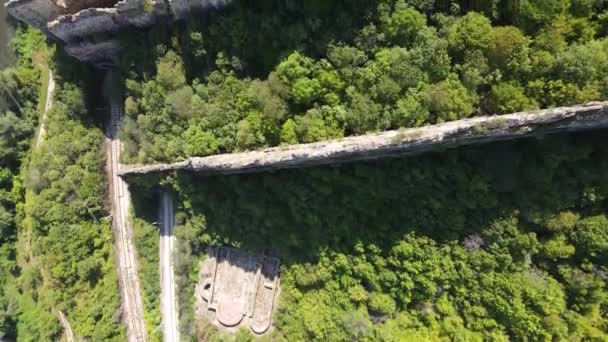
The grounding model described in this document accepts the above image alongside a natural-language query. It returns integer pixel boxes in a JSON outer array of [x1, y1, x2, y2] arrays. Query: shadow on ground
[[130, 130, 608, 265]]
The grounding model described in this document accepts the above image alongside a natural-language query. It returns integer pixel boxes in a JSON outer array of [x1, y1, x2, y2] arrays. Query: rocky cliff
[[5, 0, 232, 64], [118, 102, 608, 177]]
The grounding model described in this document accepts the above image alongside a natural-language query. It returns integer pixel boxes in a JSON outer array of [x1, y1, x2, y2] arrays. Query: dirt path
[[35, 69, 54, 148], [56, 310, 75, 342], [34, 70, 77, 341], [106, 95, 147, 342], [160, 191, 179, 342]]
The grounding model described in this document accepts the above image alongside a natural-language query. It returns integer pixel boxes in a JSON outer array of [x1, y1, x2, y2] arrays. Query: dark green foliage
[[133, 216, 162, 341], [118, 0, 608, 163], [157, 131, 608, 340]]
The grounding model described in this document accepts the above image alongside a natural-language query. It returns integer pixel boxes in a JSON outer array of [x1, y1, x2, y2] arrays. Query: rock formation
[[119, 101, 608, 177], [5, 0, 232, 65]]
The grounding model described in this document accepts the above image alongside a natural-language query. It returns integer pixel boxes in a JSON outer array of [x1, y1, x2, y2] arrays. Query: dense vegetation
[[131, 189, 162, 342], [0, 26, 40, 339], [153, 131, 608, 341], [119, 0, 608, 163], [0, 27, 124, 340]]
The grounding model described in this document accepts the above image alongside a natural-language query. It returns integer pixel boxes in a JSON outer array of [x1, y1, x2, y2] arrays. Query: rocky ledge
[[119, 101, 608, 177]]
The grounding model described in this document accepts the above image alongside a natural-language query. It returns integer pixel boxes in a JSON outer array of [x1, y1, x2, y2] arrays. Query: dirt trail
[[160, 191, 179, 342], [56, 310, 75, 342], [106, 96, 147, 342], [35, 70, 76, 341], [35, 69, 54, 148]]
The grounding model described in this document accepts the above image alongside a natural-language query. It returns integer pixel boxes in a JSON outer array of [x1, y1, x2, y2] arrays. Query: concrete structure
[[118, 101, 608, 177], [5, 0, 232, 65], [196, 247, 280, 335]]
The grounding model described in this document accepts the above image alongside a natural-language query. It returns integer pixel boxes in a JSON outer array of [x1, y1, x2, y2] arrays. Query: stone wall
[[119, 102, 608, 177]]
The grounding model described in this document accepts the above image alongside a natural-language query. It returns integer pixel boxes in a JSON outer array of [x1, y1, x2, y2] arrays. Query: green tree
[[488, 82, 537, 114], [156, 51, 186, 91], [235, 111, 266, 150], [488, 26, 532, 79], [446, 12, 493, 61], [381, 3, 427, 46], [182, 120, 220, 157], [280, 119, 298, 144], [425, 75, 477, 122]]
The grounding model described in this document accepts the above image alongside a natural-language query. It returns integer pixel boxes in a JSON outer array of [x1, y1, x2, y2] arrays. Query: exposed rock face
[[6, 0, 61, 30], [64, 39, 120, 66], [119, 102, 608, 177], [47, 0, 165, 43], [54, 0, 119, 13], [5, 0, 233, 64]]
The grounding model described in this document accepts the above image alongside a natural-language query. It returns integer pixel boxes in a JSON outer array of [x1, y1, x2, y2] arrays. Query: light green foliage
[[488, 26, 532, 78], [295, 106, 344, 142], [280, 118, 298, 144], [0, 27, 41, 340], [381, 2, 427, 46], [572, 215, 608, 258], [156, 51, 186, 91], [182, 121, 220, 157], [425, 74, 477, 122], [19, 79, 124, 340], [488, 82, 537, 114], [446, 12, 493, 60], [541, 234, 576, 259], [544, 211, 580, 232], [368, 293, 396, 316], [236, 111, 266, 150], [392, 88, 429, 128], [166, 86, 194, 118]]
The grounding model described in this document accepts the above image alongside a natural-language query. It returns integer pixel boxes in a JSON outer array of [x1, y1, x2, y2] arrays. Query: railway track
[[107, 96, 148, 342]]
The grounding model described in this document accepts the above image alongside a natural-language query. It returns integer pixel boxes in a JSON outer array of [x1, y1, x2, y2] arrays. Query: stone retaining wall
[[118, 101, 608, 177]]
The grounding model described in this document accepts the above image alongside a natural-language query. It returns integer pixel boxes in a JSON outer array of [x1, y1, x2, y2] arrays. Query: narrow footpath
[[56, 310, 75, 342], [160, 191, 179, 342], [35, 69, 54, 148], [106, 96, 148, 342], [35, 69, 76, 342]]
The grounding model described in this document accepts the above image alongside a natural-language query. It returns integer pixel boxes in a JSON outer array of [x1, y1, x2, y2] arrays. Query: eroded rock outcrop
[[119, 101, 608, 177], [5, 0, 233, 64]]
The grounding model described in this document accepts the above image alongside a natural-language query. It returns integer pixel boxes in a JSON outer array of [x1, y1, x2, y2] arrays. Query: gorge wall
[[118, 101, 608, 177], [5, 0, 232, 65]]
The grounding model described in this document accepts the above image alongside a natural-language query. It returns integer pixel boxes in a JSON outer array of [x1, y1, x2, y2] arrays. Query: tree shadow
[[115, 0, 378, 83], [179, 0, 378, 78], [163, 130, 608, 266]]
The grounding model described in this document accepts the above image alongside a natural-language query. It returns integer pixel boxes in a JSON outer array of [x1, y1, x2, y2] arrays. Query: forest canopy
[[0, 27, 123, 340], [154, 131, 608, 341], [118, 0, 608, 163]]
